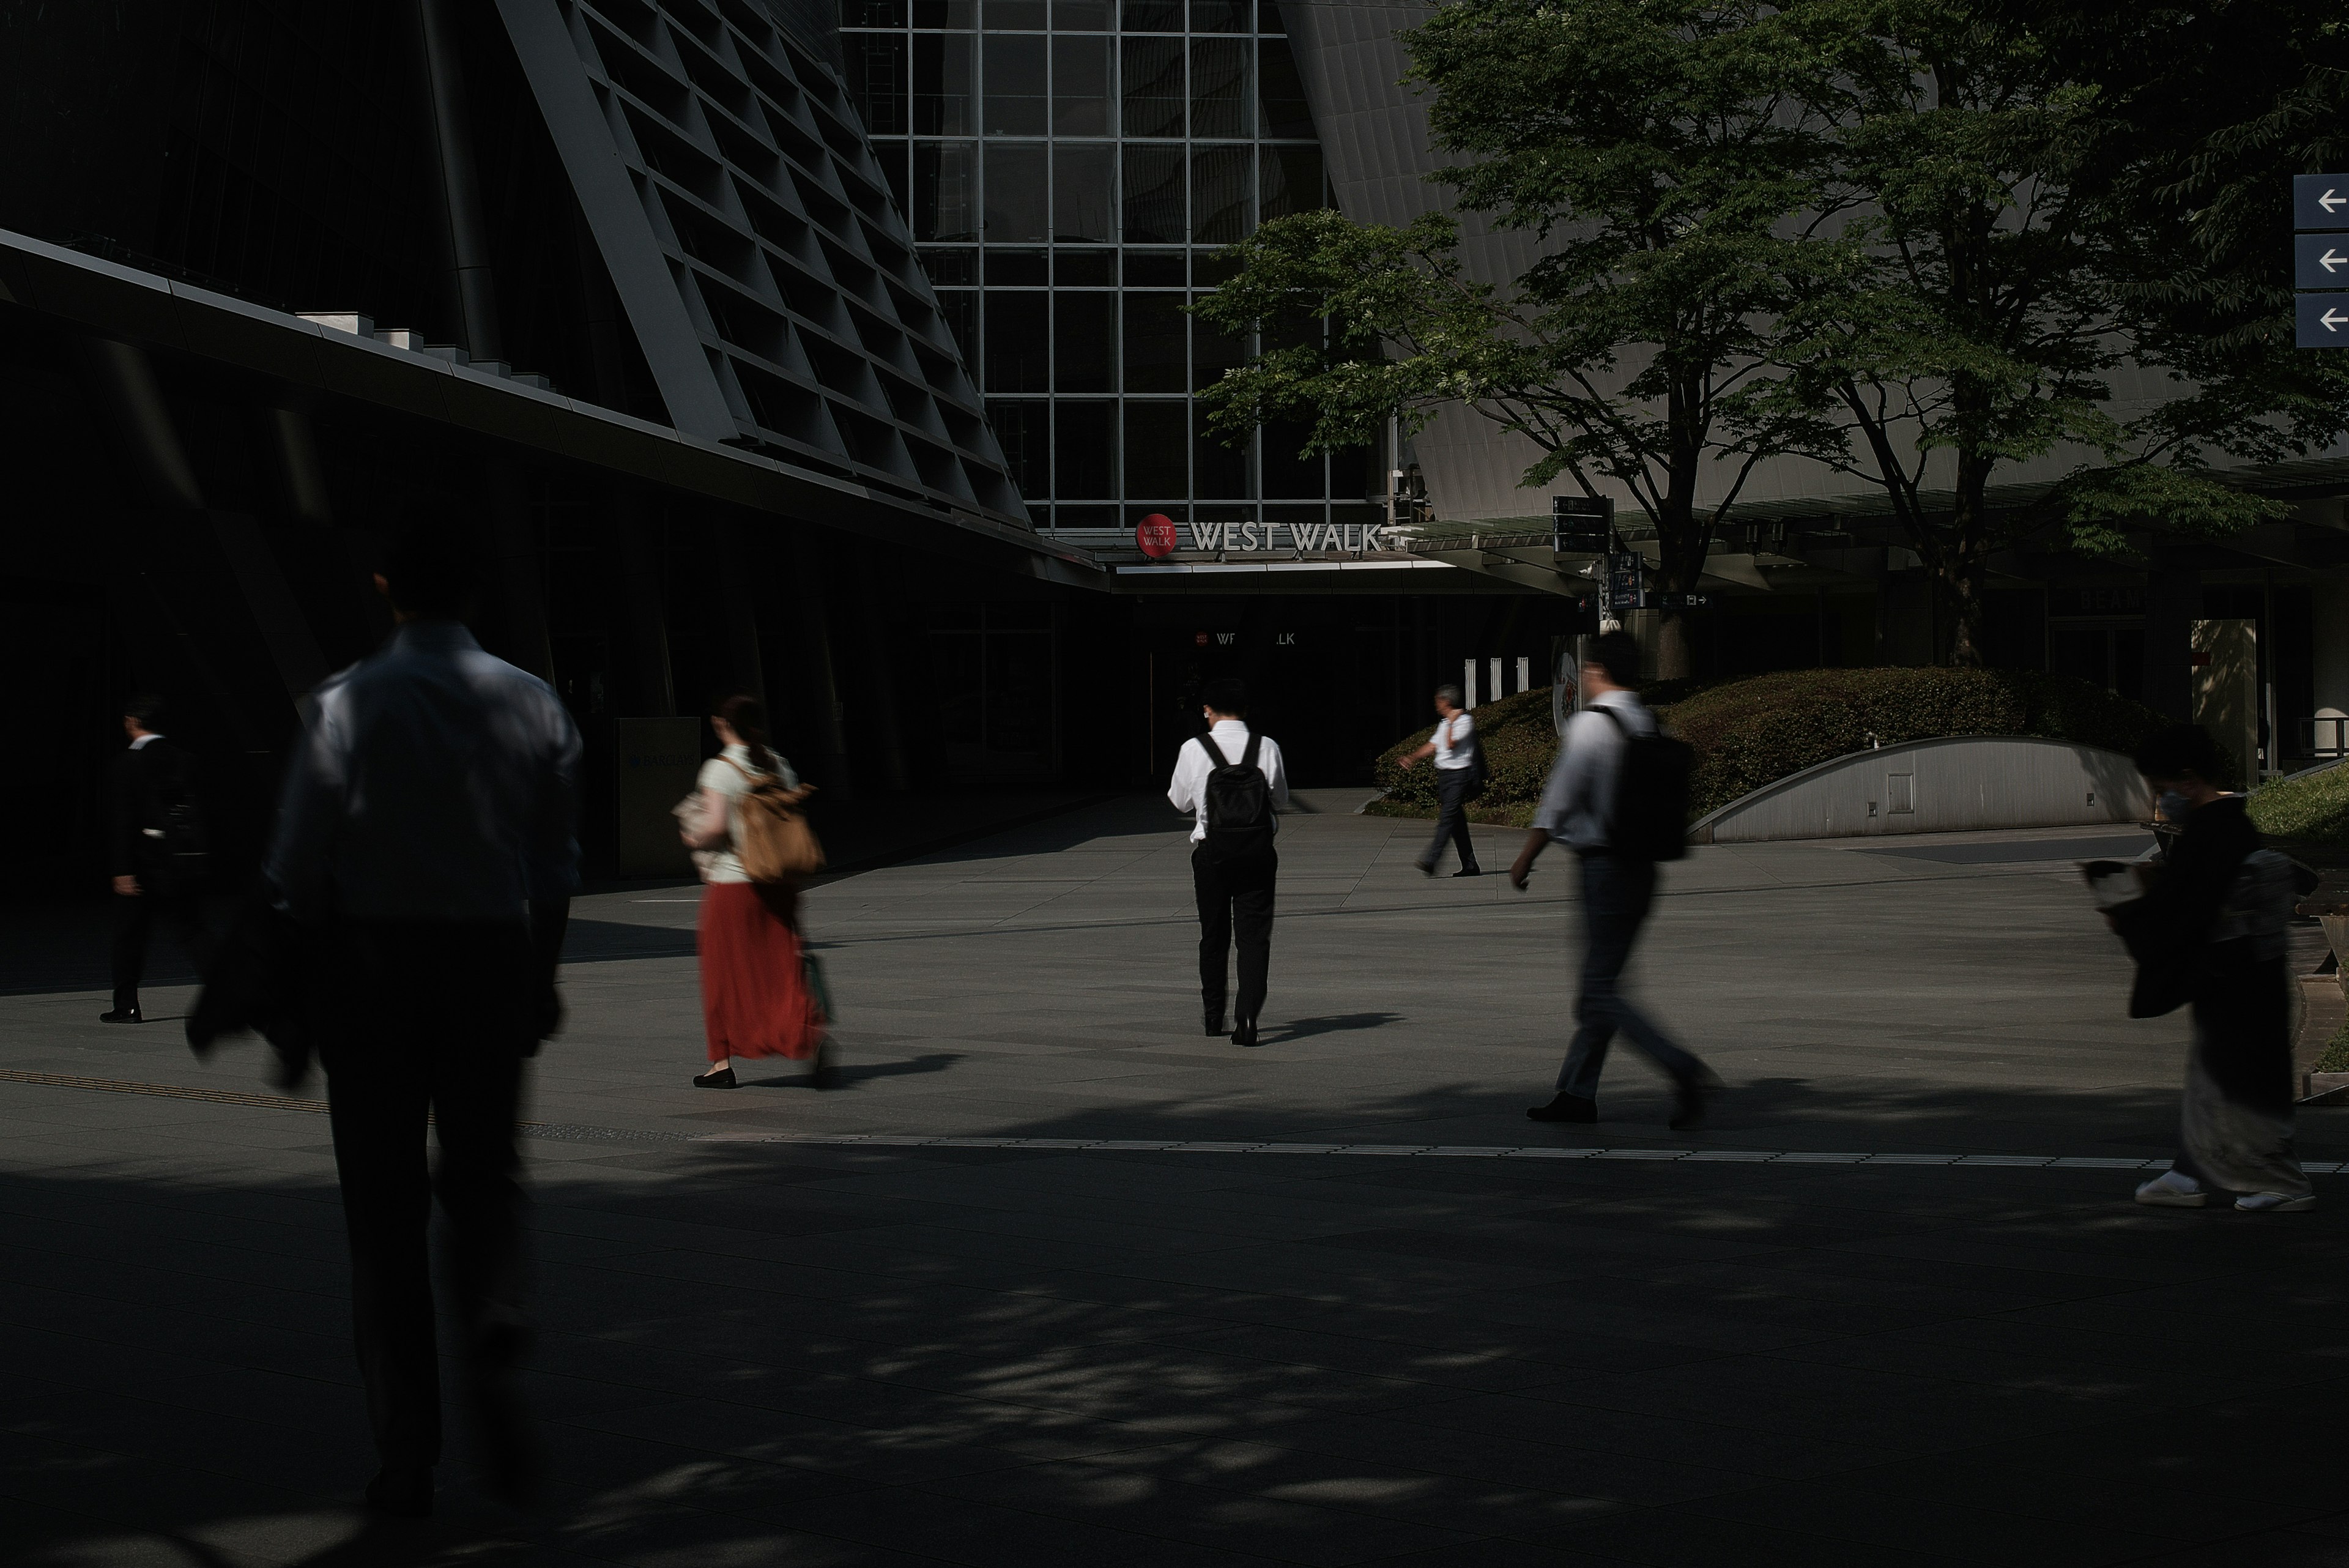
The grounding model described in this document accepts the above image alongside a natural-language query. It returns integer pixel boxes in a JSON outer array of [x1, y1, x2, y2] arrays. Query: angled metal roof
[[495, 0, 1030, 526]]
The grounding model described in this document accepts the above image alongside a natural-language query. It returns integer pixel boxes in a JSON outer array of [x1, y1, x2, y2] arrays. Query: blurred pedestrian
[[105, 693, 211, 1022], [1510, 630, 1714, 1129], [2113, 724, 2311, 1213], [1170, 677, 1288, 1046], [1401, 684, 1484, 877], [266, 522, 581, 1515], [681, 693, 830, 1088]]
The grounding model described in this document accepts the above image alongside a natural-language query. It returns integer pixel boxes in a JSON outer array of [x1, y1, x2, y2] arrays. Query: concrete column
[[417, 0, 503, 361], [855, 549, 910, 793], [611, 499, 676, 716], [713, 516, 768, 708], [2312, 577, 2349, 757], [789, 533, 853, 799], [486, 467, 556, 682], [2140, 551, 2199, 723]]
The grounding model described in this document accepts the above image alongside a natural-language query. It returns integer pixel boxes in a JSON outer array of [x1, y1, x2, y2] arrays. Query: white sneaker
[[2234, 1191, 2315, 1213], [2134, 1171, 2208, 1208]]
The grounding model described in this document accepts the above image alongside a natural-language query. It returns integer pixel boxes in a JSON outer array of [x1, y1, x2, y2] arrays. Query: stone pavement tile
[[1543, 1506, 1987, 1567], [1163, 1321, 1584, 1395], [1856, 1313, 2343, 1383], [1828, 1456, 2342, 1547], [0, 1430, 348, 1562], [1452, 1288, 1838, 1358], [1011, 1435, 1631, 1544], [2066, 1529, 2349, 1568], [1386, 1393, 1887, 1481], [1242, 1413, 1766, 1507], [909, 1458, 1487, 1565], [1675, 1477, 2174, 1564], [730, 1482, 1284, 1566], [559, 1491, 951, 1568]]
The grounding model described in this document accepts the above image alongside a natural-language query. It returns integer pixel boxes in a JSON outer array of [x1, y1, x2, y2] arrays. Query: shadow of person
[[1262, 1013, 1405, 1044], [743, 1050, 963, 1089]]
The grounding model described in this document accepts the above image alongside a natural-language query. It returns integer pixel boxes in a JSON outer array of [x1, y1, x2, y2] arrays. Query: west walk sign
[[1185, 518, 1393, 554], [2293, 174, 2349, 349]]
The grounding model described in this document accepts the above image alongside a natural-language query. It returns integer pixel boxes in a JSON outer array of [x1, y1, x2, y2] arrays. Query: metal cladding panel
[[1690, 736, 2150, 845], [495, 0, 1028, 526]]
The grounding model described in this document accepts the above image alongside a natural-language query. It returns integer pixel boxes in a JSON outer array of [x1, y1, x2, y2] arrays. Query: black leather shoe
[[1526, 1092, 1597, 1123], [692, 1066, 737, 1088], [811, 1044, 841, 1090], [1414, 860, 1436, 877], [1231, 1019, 1259, 1047], [1204, 1008, 1228, 1036], [1453, 866, 1483, 877], [99, 1008, 142, 1024], [1669, 1071, 1720, 1131], [365, 1465, 434, 1518]]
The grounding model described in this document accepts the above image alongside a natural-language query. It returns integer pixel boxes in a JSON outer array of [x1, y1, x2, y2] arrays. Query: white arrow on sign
[[2325, 188, 2348, 213], [2325, 308, 2349, 333], [2326, 250, 2349, 273]]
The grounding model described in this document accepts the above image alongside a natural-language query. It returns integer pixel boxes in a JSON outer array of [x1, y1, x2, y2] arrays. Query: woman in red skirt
[[685, 695, 829, 1088]]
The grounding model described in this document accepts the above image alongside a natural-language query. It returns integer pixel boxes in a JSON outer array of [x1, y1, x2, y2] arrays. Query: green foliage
[[2317, 1019, 2349, 1077], [1664, 666, 2170, 816], [2248, 763, 2349, 848], [1368, 667, 2169, 822], [2050, 464, 2292, 558]]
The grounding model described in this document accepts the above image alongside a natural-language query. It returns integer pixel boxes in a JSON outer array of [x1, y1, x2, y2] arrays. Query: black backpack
[[1200, 730, 1275, 861], [1597, 706, 1691, 862]]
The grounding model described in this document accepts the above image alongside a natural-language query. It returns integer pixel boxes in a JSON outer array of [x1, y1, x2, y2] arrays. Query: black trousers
[[1192, 843, 1277, 1024], [321, 921, 536, 1472], [1422, 771, 1481, 871], [111, 883, 210, 1011]]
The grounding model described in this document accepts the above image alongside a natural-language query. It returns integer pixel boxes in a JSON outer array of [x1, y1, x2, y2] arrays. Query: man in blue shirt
[[268, 524, 580, 1517], [1509, 631, 1714, 1129]]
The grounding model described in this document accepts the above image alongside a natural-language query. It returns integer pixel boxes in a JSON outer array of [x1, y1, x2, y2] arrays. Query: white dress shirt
[[1168, 720, 1290, 844], [267, 621, 582, 923], [1531, 689, 1650, 851], [1433, 712, 1475, 770], [694, 743, 800, 885], [130, 732, 163, 751]]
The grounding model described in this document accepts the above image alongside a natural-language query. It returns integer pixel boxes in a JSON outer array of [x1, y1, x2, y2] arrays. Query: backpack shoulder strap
[[1240, 730, 1263, 771], [1199, 732, 1235, 768]]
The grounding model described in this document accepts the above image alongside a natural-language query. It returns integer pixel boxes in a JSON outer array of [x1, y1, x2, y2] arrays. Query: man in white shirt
[[1399, 683, 1482, 877], [1168, 677, 1289, 1046], [1508, 631, 1713, 1129]]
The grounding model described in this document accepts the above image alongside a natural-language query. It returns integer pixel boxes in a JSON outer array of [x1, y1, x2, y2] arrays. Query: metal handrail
[[2301, 715, 2349, 759]]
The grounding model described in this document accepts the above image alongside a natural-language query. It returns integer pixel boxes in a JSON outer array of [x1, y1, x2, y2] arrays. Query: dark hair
[[1586, 630, 1642, 689], [713, 693, 782, 771], [2133, 723, 2225, 784], [1200, 677, 1248, 717], [123, 692, 165, 727], [379, 522, 481, 619]]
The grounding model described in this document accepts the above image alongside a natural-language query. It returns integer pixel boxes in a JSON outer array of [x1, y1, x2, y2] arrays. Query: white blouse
[[694, 742, 799, 885]]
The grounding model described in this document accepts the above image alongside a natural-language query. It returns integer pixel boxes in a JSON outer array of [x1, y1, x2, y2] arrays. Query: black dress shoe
[[811, 1044, 841, 1090], [99, 1008, 143, 1024], [1414, 860, 1436, 877], [1526, 1091, 1597, 1123], [365, 1465, 434, 1518], [1231, 1019, 1259, 1047], [1204, 1008, 1228, 1036], [1453, 866, 1483, 877], [1669, 1071, 1720, 1131], [692, 1066, 737, 1088]]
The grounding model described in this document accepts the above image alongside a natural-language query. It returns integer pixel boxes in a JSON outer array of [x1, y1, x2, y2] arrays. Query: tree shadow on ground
[[13, 1074, 2349, 1568], [741, 1051, 963, 1090]]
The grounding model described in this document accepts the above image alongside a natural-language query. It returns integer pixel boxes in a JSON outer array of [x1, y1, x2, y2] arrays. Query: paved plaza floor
[[6, 797, 2349, 1566]]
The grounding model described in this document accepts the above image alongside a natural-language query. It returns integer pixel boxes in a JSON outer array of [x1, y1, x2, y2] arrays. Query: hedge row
[[2247, 762, 2349, 847], [1370, 667, 2175, 822]]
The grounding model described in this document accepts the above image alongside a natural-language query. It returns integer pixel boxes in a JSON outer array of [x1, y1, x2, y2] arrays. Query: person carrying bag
[[676, 694, 831, 1089]]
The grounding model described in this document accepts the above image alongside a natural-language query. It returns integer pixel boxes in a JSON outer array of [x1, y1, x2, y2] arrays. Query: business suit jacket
[[112, 738, 196, 886]]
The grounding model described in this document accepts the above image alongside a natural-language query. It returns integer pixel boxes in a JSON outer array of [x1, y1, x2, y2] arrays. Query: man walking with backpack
[[1508, 631, 1715, 1129], [1169, 678, 1288, 1047]]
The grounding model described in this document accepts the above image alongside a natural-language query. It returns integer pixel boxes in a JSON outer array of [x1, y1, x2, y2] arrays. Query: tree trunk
[[1940, 455, 1993, 668], [1655, 610, 1694, 682]]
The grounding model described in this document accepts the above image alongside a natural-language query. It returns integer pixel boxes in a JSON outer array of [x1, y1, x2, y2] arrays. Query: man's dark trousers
[[1555, 851, 1705, 1098], [111, 880, 209, 1013], [1422, 771, 1480, 871], [1192, 844, 1276, 1025], [321, 920, 537, 1476]]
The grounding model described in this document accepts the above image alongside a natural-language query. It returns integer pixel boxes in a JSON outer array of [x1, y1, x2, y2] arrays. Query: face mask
[[2156, 790, 2192, 823]]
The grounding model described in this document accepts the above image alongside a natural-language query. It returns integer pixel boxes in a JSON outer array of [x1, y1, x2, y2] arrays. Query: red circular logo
[[1194, 631, 1210, 647], [1136, 512, 1178, 558]]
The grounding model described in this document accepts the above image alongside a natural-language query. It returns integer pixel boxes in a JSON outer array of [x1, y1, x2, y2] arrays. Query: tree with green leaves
[[1192, 0, 1854, 680], [1774, 0, 2349, 664]]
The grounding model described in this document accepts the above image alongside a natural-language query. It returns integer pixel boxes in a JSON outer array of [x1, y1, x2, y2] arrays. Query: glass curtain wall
[[842, 0, 1368, 533]]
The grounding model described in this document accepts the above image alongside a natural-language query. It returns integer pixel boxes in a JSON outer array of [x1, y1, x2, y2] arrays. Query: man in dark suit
[[267, 524, 580, 1516], [106, 694, 210, 1023]]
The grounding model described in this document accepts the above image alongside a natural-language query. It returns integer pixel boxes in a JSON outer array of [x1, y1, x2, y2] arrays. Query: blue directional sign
[[2299, 234, 2349, 289], [2295, 174, 2349, 231], [2296, 294, 2349, 349]]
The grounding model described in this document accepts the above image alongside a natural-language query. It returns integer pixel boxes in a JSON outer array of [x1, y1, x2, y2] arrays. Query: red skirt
[[698, 881, 826, 1062]]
